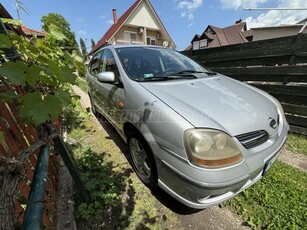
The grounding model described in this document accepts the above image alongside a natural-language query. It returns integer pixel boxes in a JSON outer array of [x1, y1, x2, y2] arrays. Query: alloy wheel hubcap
[[129, 138, 151, 180]]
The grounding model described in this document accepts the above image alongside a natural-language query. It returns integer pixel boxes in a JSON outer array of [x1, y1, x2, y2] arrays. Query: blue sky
[[2, 0, 306, 51]]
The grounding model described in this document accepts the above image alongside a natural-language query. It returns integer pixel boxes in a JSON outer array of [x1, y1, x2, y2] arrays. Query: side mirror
[[97, 72, 116, 83]]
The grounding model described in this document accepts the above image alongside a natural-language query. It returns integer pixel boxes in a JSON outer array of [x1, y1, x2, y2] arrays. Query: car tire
[[127, 131, 158, 187], [89, 94, 98, 116]]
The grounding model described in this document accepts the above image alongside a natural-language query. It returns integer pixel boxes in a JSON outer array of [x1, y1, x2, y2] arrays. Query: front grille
[[236, 130, 269, 149]]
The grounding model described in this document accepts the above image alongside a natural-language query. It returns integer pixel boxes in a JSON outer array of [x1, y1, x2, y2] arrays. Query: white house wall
[[252, 26, 306, 41], [125, 1, 160, 30]]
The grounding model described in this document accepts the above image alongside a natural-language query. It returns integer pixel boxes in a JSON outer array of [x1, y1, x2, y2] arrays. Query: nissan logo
[[269, 117, 277, 129]]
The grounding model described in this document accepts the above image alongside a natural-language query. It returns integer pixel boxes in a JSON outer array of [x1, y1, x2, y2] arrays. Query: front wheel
[[127, 131, 158, 187], [89, 93, 98, 116]]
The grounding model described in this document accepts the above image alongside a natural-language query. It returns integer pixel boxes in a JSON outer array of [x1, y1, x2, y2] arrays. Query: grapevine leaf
[[44, 94, 62, 118], [1, 18, 23, 25], [61, 66, 76, 84], [48, 60, 62, 79], [39, 72, 57, 86], [48, 24, 67, 41], [0, 90, 18, 102], [23, 41, 40, 56], [0, 34, 13, 48], [25, 64, 43, 86], [20, 92, 62, 125], [20, 93, 47, 125], [56, 89, 71, 106], [74, 61, 86, 77], [0, 61, 27, 86], [0, 130, 4, 142]]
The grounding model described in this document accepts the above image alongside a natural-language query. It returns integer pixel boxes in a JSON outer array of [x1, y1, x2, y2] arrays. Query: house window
[[206, 28, 214, 34], [124, 31, 137, 42], [199, 39, 207, 49], [193, 41, 200, 50], [147, 37, 156, 45]]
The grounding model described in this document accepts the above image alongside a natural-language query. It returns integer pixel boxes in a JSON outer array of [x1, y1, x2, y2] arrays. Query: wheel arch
[[123, 122, 157, 144]]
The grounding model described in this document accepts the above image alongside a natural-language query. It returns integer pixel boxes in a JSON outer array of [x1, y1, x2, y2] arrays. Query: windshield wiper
[[171, 70, 217, 76], [135, 75, 197, 82]]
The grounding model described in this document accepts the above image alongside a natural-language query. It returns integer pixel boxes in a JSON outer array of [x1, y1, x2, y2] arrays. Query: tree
[[80, 38, 87, 61], [91, 39, 95, 49], [41, 13, 78, 51]]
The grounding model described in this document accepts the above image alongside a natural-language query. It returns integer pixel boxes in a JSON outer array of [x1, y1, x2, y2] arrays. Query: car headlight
[[184, 129, 243, 168]]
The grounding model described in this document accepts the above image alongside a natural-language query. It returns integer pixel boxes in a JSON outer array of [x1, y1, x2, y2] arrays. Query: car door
[[87, 50, 103, 109], [96, 49, 125, 128]]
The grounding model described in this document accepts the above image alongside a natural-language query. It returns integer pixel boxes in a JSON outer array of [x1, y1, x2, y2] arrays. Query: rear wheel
[[127, 131, 158, 187]]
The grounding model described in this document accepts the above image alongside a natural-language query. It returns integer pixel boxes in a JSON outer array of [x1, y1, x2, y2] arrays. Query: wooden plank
[[283, 103, 307, 117], [195, 47, 303, 63], [42, 210, 53, 228], [18, 181, 30, 200], [212, 65, 307, 76], [8, 103, 36, 145], [0, 144, 8, 156], [270, 94, 307, 106], [286, 114, 307, 127], [0, 104, 29, 150], [191, 34, 299, 55], [0, 118, 20, 156], [204, 55, 293, 68], [189, 34, 307, 61], [290, 125, 307, 135], [229, 74, 307, 83], [250, 84, 307, 97], [194, 44, 307, 63]]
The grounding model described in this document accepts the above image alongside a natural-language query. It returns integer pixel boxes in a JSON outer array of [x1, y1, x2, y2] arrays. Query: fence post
[[22, 145, 49, 230], [53, 135, 90, 203]]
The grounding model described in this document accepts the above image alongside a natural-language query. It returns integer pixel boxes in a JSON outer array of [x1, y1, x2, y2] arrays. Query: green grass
[[223, 161, 307, 229], [286, 133, 307, 156], [68, 103, 181, 230]]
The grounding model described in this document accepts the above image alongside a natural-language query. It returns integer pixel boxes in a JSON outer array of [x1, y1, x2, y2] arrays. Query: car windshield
[[116, 47, 212, 82]]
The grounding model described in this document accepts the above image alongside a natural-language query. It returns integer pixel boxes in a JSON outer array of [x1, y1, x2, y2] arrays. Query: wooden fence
[[0, 84, 59, 229], [183, 33, 307, 135]]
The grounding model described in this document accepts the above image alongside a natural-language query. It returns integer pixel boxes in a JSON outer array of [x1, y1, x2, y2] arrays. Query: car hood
[[140, 76, 278, 136]]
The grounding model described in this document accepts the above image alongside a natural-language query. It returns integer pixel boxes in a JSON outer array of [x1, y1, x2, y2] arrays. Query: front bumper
[[150, 123, 288, 209]]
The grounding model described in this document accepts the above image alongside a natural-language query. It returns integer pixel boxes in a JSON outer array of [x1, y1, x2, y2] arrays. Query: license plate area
[[262, 150, 281, 176]]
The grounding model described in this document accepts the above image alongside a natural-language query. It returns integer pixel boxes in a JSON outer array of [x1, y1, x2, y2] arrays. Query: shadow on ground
[[68, 143, 136, 229], [96, 116, 202, 216]]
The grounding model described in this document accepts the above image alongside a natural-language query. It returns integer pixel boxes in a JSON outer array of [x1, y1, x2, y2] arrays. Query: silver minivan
[[86, 45, 288, 209]]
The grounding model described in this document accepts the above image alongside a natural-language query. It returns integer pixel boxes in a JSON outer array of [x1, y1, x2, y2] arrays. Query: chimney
[[235, 19, 242, 24], [112, 9, 117, 24]]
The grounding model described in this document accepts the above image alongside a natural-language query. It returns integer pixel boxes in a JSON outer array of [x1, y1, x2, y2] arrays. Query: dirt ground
[[64, 85, 306, 230]]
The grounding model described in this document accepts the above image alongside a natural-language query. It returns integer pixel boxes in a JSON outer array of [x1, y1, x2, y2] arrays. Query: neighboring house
[[21, 25, 45, 40], [251, 19, 307, 41], [186, 20, 253, 51], [90, 0, 176, 55]]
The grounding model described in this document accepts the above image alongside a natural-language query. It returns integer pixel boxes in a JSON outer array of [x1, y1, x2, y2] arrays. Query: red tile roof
[[90, 0, 142, 54], [21, 25, 45, 37]]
